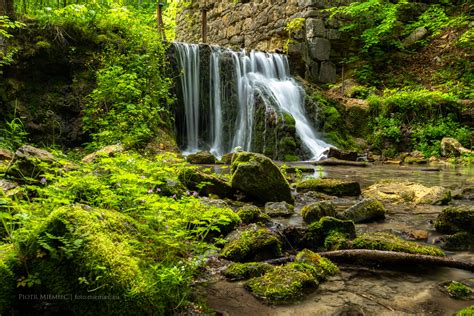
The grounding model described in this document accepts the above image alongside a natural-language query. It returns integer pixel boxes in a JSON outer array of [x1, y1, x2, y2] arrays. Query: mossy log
[[264, 250, 474, 272]]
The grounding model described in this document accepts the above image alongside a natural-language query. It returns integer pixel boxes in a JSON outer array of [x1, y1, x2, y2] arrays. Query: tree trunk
[[0, 0, 15, 19]]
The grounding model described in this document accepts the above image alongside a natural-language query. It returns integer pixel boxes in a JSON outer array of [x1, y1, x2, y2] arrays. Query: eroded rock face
[[440, 137, 474, 157], [338, 198, 386, 223], [230, 152, 293, 204], [364, 181, 451, 205]]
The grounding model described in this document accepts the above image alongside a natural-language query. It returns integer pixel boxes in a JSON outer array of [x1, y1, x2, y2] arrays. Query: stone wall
[[175, 0, 356, 83]]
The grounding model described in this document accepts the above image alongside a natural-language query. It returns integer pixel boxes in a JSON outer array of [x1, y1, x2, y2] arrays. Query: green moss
[[456, 306, 474, 316], [444, 232, 474, 251], [338, 198, 386, 223], [244, 265, 317, 303], [435, 206, 474, 234], [295, 179, 361, 197], [35, 40, 52, 50], [303, 217, 356, 250], [236, 205, 270, 224], [223, 262, 274, 281], [447, 281, 472, 299], [294, 249, 338, 281], [178, 167, 234, 199], [353, 233, 445, 256], [221, 226, 282, 262], [301, 201, 337, 224], [324, 231, 351, 250]]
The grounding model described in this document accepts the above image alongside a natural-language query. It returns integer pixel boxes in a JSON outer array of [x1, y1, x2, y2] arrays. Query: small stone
[[338, 198, 386, 223], [186, 151, 216, 164], [264, 201, 295, 217], [301, 201, 336, 224]]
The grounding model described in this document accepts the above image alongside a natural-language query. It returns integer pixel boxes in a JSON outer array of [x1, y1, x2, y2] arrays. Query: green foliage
[[1, 151, 241, 313], [404, 5, 449, 40], [284, 18, 305, 34], [0, 106, 29, 151], [0, 16, 25, 74], [456, 305, 474, 316]]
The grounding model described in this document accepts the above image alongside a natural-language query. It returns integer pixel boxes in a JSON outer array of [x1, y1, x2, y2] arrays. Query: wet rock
[[81, 144, 124, 163], [236, 205, 270, 224], [301, 201, 337, 224], [441, 137, 474, 157], [295, 179, 361, 197], [407, 230, 429, 241], [7, 145, 58, 179], [186, 151, 216, 164], [313, 158, 369, 167], [308, 37, 330, 61], [220, 152, 235, 164], [230, 152, 293, 204], [435, 206, 474, 234], [294, 249, 339, 281], [178, 168, 234, 198], [302, 217, 356, 250], [442, 232, 474, 251], [326, 147, 358, 161], [364, 181, 451, 205], [443, 280, 473, 299], [223, 262, 274, 281], [220, 225, 282, 262], [264, 201, 295, 217], [352, 232, 445, 256], [338, 198, 386, 223]]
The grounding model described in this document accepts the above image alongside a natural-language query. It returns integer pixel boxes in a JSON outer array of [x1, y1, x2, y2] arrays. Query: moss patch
[[221, 226, 282, 262], [222, 262, 274, 281], [294, 249, 339, 281], [447, 281, 472, 299], [352, 232, 445, 256], [295, 179, 361, 197], [338, 198, 386, 223], [236, 205, 270, 224], [301, 201, 337, 224], [435, 206, 474, 234], [456, 306, 474, 316]]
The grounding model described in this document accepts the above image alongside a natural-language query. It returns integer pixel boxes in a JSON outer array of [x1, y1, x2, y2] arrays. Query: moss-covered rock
[[221, 225, 282, 262], [264, 201, 295, 217], [456, 305, 474, 316], [446, 281, 472, 299], [324, 231, 352, 250], [295, 179, 361, 197], [178, 168, 234, 198], [301, 201, 337, 224], [6, 145, 59, 180], [294, 249, 339, 281], [364, 181, 451, 205], [236, 205, 270, 224], [222, 262, 274, 281], [0, 244, 17, 314], [435, 206, 474, 234], [81, 144, 124, 163], [0, 179, 22, 198], [186, 151, 216, 164], [352, 232, 445, 256], [303, 217, 356, 249], [20, 204, 191, 315], [244, 264, 317, 303], [443, 232, 474, 251], [230, 152, 293, 204], [221, 152, 235, 165], [338, 198, 386, 223]]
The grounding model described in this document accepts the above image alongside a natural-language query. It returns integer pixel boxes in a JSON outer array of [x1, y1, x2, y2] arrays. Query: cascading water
[[173, 42, 331, 160]]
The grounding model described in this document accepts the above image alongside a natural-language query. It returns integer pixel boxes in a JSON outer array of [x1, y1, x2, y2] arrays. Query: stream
[[201, 163, 474, 315]]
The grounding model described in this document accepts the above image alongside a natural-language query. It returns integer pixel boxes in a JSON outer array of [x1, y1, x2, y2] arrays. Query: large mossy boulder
[[0, 244, 17, 314], [301, 201, 337, 224], [221, 225, 282, 262], [364, 181, 451, 205], [6, 145, 58, 179], [20, 204, 191, 315], [186, 151, 216, 164], [352, 232, 445, 256], [295, 179, 361, 197], [443, 232, 474, 251], [338, 198, 386, 223], [435, 206, 474, 234], [178, 168, 234, 198], [264, 201, 295, 217], [230, 152, 293, 204]]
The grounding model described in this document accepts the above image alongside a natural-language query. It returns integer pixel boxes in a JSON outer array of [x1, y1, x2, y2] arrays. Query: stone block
[[326, 29, 341, 40], [306, 18, 326, 38], [308, 37, 331, 61], [319, 61, 337, 83]]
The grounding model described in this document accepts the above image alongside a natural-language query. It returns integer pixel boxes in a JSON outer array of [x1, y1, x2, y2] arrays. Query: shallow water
[[203, 163, 474, 315]]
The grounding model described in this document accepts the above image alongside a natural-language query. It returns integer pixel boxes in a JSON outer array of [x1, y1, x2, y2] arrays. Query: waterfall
[[173, 42, 331, 160], [174, 42, 200, 154]]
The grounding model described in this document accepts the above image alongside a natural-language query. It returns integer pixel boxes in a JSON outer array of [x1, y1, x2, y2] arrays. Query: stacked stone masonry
[[176, 0, 356, 83]]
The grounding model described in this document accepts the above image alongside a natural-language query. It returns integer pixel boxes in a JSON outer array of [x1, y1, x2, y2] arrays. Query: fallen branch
[[265, 250, 474, 272]]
